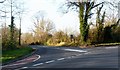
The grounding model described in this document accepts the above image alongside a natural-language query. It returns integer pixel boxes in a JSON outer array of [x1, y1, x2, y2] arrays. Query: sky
[[0, 0, 119, 34], [17, 0, 80, 34]]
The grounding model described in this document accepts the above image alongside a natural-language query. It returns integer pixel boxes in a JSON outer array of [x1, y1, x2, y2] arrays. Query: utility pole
[[4, 8, 7, 45], [10, 0, 13, 41], [10, 0, 15, 48]]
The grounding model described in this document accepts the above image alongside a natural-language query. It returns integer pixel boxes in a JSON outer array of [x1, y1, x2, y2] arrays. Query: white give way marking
[[63, 49, 87, 53]]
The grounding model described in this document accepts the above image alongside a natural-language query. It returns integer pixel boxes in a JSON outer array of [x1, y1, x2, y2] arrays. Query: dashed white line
[[33, 63, 43, 66], [15, 67, 28, 70], [84, 52, 91, 54], [67, 57, 72, 59], [57, 58, 65, 61], [45, 60, 55, 64], [71, 56, 75, 58], [22, 67, 28, 69]]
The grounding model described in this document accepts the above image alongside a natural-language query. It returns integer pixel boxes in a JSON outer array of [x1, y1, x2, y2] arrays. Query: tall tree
[[0, 0, 26, 49], [9, 0, 16, 48], [63, 0, 104, 43], [96, 4, 105, 43]]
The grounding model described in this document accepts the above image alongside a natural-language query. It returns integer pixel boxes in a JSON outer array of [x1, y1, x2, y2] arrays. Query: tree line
[[0, 0, 120, 50]]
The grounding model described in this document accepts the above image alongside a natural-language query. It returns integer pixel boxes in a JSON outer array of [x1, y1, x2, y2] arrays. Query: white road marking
[[15, 67, 28, 70], [71, 56, 75, 58], [22, 67, 28, 69], [57, 58, 65, 61], [84, 52, 91, 54], [33, 55, 41, 62], [67, 57, 71, 59], [16, 55, 40, 62], [105, 47, 118, 49], [17, 55, 41, 62], [63, 49, 87, 53], [33, 63, 43, 66], [45, 60, 55, 64]]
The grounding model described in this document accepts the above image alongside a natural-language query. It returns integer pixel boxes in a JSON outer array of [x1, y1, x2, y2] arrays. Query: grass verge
[[93, 42, 120, 47], [1, 46, 33, 63]]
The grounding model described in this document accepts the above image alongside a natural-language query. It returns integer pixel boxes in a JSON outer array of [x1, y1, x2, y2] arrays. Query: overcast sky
[[0, 0, 119, 34], [18, 0, 80, 34]]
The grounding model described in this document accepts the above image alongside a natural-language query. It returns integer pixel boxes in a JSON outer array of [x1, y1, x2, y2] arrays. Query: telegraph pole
[[10, 0, 15, 49]]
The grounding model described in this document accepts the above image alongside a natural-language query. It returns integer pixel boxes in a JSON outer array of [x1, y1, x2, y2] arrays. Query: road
[[2, 45, 119, 70]]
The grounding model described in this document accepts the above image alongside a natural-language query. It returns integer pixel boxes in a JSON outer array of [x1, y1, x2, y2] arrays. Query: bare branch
[[68, 2, 79, 7], [0, 0, 6, 3], [91, 2, 104, 9], [0, 10, 8, 13], [103, 1, 118, 8]]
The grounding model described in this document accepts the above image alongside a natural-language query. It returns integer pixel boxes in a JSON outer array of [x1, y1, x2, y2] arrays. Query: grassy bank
[[93, 42, 120, 47], [1, 46, 34, 63], [48, 42, 120, 48]]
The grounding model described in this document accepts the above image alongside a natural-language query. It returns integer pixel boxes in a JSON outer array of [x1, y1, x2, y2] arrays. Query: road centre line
[[71, 56, 75, 58], [84, 52, 91, 54], [22, 67, 28, 69], [33, 63, 44, 66], [67, 57, 72, 59], [45, 60, 55, 64], [57, 58, 65, 61], [15, 67, 28, 70]]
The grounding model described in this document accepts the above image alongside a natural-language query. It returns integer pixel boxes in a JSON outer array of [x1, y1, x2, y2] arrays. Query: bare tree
[[32, 11, 55, 44]]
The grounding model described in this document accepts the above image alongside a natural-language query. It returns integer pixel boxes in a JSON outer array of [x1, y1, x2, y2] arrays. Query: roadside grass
[[94, 42, 120, 47], [49, 42, 120, 48], [1, 46, 33, 63]]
